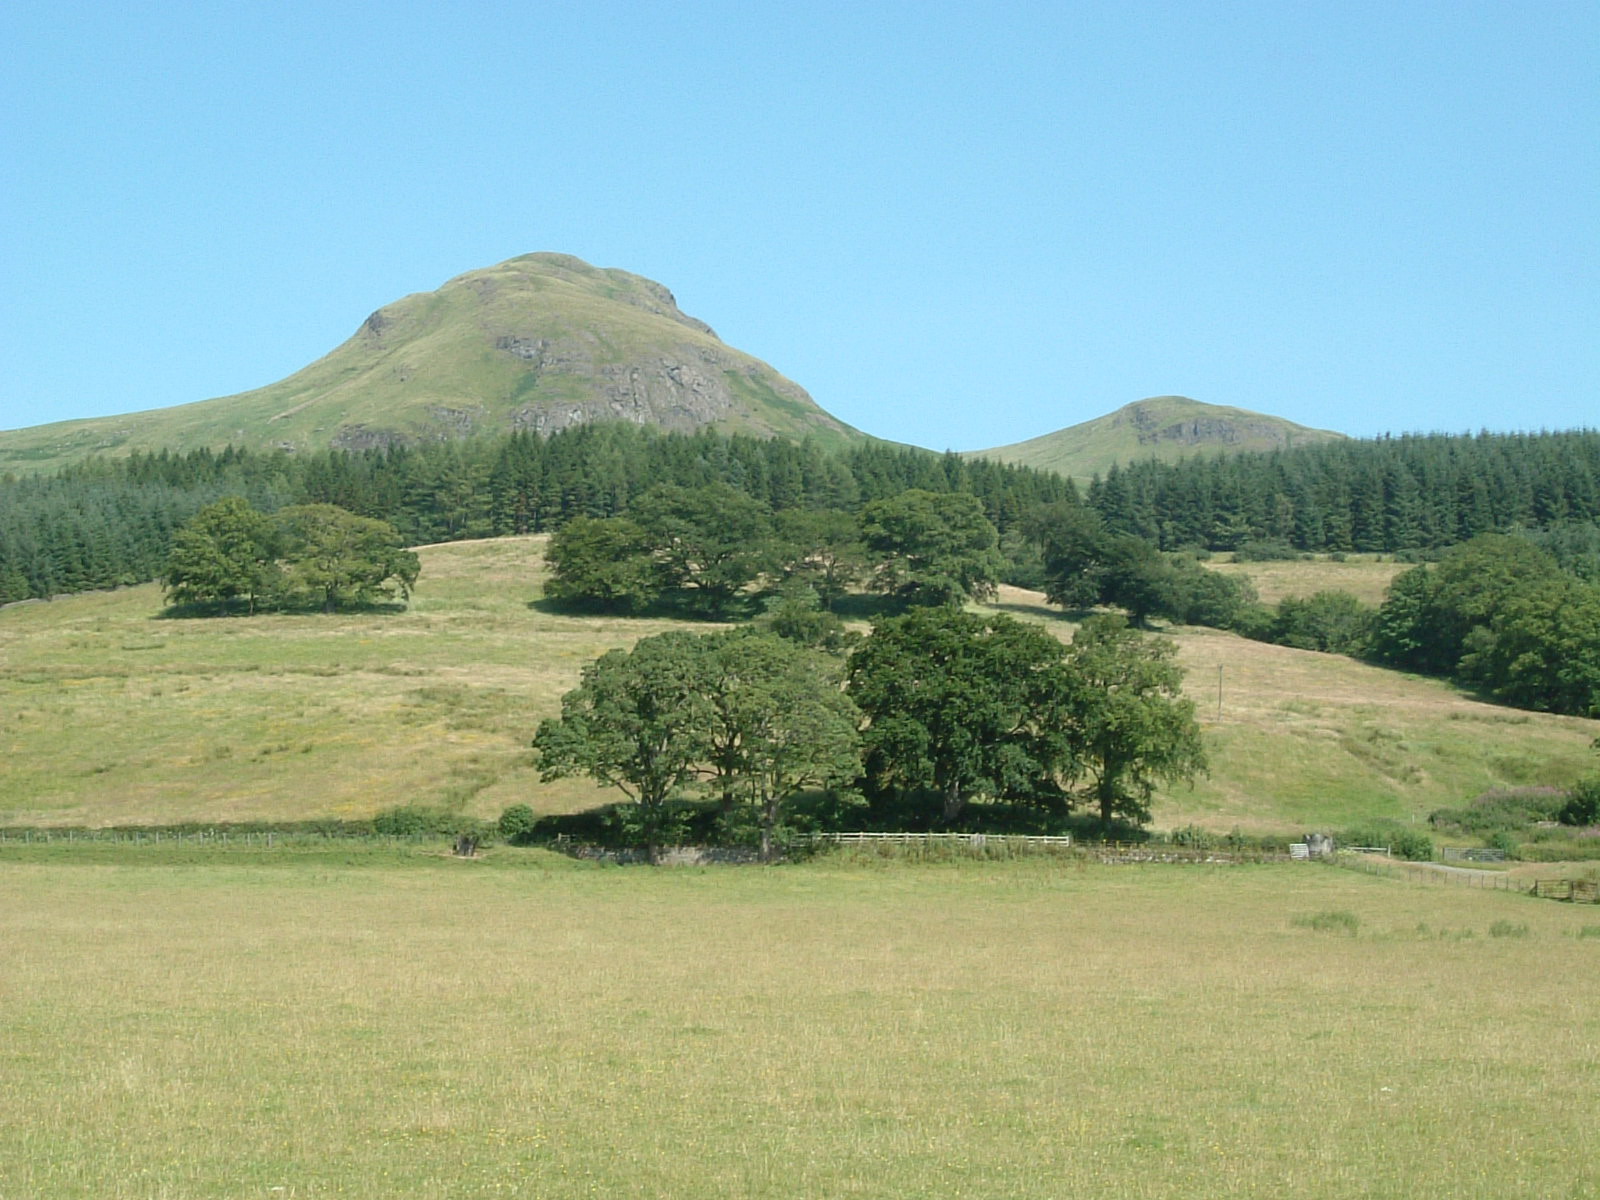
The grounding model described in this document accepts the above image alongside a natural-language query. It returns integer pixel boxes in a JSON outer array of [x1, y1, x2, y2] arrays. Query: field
[[2, 847, 1597, 1199], [3, 537, 1596, 835], [1205, 553, 1406, 608]]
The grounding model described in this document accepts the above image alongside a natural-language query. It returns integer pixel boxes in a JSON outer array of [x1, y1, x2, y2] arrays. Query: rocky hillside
[[0, 254, 862, 474], [967, 395, 1344, 480]]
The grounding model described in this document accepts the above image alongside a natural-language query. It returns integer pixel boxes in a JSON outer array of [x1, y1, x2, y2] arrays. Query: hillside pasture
[[1, 852, 1596, 1199], [2, 537, 1595, 834], [1205, 553, 1406, 607]]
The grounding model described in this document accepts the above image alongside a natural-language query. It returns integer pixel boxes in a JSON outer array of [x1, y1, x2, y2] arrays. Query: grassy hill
[[3, 536, 1594, 834], [0, 253, 863, 476], [967, 395, 1345, 481]]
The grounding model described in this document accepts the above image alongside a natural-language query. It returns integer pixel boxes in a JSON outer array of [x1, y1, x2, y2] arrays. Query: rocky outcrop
[[1117, 400, 1310, 449]]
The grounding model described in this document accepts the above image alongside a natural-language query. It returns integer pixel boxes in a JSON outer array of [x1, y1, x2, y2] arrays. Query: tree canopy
[[533, 630, 859, 859], [859, 489, 1005, 607], [845, 607, 1077, 823], [1063, 615, 1207, 826], [164, 498, 417, 615]]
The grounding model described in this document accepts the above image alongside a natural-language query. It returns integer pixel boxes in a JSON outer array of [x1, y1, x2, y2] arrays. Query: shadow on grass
[[158, 599, 411, 620]]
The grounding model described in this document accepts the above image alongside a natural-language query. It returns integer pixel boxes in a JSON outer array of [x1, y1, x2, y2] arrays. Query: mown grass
[[4, 539, 1597, 836], [1205, 553, 1406, 607], [1, 852, 1596, 1199]]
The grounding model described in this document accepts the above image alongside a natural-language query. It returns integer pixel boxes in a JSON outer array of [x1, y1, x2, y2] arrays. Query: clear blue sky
[[2, 1, 1594, 449]]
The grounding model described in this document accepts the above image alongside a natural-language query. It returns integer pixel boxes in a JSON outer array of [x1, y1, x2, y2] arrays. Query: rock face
[[1114, 399, 1315, 450]]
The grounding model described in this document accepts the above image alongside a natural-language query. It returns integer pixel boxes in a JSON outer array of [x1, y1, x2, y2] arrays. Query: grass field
[[3, 537, 1596, 835], [2, 848, 1597, 1199], [1205, 553, 1406, 607]]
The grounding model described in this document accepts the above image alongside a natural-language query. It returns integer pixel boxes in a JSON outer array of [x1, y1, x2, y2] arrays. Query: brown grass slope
[[967, 394, 1345, 481], [0, 254, 863, 475], [2, 537, 1595, 835]]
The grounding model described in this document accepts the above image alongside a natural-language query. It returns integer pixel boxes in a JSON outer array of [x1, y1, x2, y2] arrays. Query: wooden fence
[[1336, 851, 1600, 904]]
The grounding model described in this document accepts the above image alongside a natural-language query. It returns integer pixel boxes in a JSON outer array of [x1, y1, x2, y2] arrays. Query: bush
[[1559, 777, 1600, 827], [1234, 540, 1303, 562], [1339, 822, 1433, 861], [372, 805, 469, 837], [1430, 787, 1566, 834], [498, 803, 538, 844], [1168, 824, 1217, 849]]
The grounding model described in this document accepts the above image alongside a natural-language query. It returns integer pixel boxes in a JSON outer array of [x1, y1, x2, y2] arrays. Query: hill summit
[[967, 395, 1345, 480], [0, 254, 860, 474]]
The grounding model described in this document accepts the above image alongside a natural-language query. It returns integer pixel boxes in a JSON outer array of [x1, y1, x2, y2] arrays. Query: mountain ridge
[[0, 253, 862, 474], [966, 395, 1345, 480]]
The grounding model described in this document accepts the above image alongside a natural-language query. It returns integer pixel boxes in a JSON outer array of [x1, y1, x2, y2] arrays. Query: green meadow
[[2, 850, 1597, 1199], [6, 538, 1600, 1198], [3, 537, 1595, 833]]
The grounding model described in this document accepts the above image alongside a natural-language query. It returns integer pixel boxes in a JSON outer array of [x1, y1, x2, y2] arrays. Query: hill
[[0, 253, 863, 475], [967, 395, 1345, 480], [3, 536, 1594, 834]]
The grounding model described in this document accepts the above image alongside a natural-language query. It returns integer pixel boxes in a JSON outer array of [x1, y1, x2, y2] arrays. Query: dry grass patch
[[1206, 554, 1406, 607], [1, 856, 1597, 1199]]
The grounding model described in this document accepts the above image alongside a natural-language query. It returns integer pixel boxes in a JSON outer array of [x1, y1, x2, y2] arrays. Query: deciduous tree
[[532, 632, 714, 862], [163, 495, 279, 613], [273, 504, 419, 613], [846, 607, 1074, 823], [1064, 615, 1206, 826], [860, 489, 1004, 608]]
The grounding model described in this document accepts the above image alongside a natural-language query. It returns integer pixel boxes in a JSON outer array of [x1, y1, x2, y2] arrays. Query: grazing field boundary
[[810, 832, 1293, 864], [0, 827, 436, 848], [1334, 850, 1600, 904]]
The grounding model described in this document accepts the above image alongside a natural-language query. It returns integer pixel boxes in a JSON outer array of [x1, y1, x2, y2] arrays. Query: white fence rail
[[813, 832, 1074, 849]]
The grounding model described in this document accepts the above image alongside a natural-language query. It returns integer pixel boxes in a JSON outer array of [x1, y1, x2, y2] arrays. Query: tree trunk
[[942, 780, 964, 824]]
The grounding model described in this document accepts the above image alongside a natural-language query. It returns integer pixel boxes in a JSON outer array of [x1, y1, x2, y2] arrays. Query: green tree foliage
[[1370, 534, 1561, 675], [1270, 591, 1375, 655], [532, 632, 715, 862], [632, 483, 775, 617], [846, 608, 1076, 823], [532, 630, 859, 860], [1026, 501, 1112, 610], [860, 489, 1004, 607], [1460, 574, 1600, 716], [1063, 615, 1207, 826], [1558, 776, 1600, 827], [1087, 430, 1600, 554], [272, 504, 420, 613], [163, 496, 280, 613], [698, 631, 861, 860], [772, 508, 868, 610], [1027, 503, 1254, 629], [757, 579, 853, 654], [0, 426, 1074, 604], [542, 515, 660, 613]]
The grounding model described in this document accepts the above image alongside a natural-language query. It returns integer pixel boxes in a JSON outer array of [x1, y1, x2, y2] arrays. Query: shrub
[[1169, 824, 1217, 849], [1430, 787, 1566, 834], [1558, 777, 1600, 827], [1234, 540, 1303, 562], [498, 803, 538, 844], [1339, 822, 1433, 861], [372, 805, 466, 837]]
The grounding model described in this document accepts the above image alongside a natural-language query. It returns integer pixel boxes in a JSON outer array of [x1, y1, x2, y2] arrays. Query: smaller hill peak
[[967, 396, 1344, 480]]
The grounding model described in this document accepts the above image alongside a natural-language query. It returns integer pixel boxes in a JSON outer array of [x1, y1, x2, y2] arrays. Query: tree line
[[532, 609, 1205, 861], [0, 426, 1071, 603], [1086, 429, 1600, 553], [7, 424, 1600, 606]]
